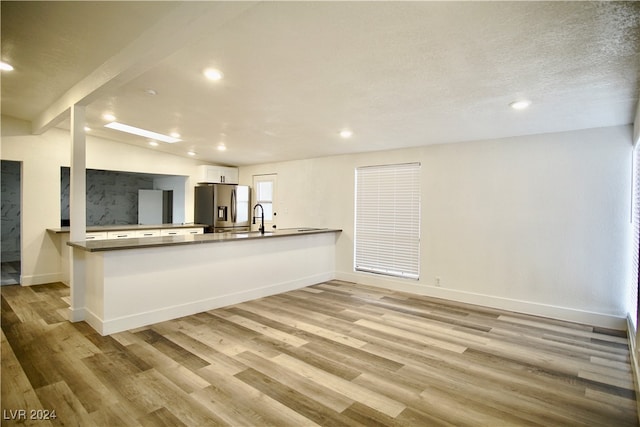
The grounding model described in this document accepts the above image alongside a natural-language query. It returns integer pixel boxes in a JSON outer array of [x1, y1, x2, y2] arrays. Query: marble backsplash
[[61, 168, 154, 226], [1, 160, 20, 262]]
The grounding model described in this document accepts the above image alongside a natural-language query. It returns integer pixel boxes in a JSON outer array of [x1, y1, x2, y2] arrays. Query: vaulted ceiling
[[2, 1, 639, 166]]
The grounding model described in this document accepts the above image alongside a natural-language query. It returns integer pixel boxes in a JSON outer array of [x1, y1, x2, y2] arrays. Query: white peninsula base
[[74, 231, 338, 335]]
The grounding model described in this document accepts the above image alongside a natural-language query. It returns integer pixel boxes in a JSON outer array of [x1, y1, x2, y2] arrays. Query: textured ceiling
[[1, 1, 639, 166]]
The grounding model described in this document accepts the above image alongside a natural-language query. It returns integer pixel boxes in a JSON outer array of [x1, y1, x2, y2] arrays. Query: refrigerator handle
[[231, 189, 237, 223]]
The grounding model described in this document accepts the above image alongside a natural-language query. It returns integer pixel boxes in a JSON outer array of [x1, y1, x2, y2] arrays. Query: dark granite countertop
[[66, 228, 341, 252], [48, 223, 207, 233]]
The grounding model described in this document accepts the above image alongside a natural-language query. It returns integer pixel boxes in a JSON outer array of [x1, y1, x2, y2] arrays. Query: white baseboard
[[82, 308, 105, 334], [21, 272, 62, 286], [67, 306, 85, 322], [336, 271, 627, 330], [96, 271, 334, 336]]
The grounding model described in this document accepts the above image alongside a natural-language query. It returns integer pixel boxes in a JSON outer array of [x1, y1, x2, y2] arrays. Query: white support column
[[68, 104, 87, 322]]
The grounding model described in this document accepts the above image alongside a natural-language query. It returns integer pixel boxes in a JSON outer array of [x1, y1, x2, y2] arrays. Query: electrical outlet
[[435, 276, 441, 287]]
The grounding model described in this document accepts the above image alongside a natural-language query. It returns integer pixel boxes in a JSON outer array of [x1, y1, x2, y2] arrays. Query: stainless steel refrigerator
[[194, 184, 250, 233]]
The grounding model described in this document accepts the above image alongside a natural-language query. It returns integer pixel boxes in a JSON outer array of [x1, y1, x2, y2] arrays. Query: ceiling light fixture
[[84, 126, 91, 132], [102, 113, 116, 121], [217, 144, 227, 151], [203, 68, 224, 81], [148, 141, 159, 147], [104, 122, 182, 143], [340, 129, 353, 139], [0, 61, 14, 71], [170, 132, 181, 139], [187, 151, 196, 156], [509, 100, 531, 110]]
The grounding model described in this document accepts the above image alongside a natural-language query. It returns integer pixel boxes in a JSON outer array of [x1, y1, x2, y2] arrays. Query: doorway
[[252, 174, 277, 230], [1, 160, 21, 285]]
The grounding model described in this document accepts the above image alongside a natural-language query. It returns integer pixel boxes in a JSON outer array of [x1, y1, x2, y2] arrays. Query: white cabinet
[[107, 231, 136, 239], [135, 229, 161, 238], [84, 227, 203, 240], [197, 165, 239, 184], [183, 227, 204, 235], [160, 229, 184, 237], [86, 232, 108, 240], [160, 227, 204, 237], [221, 168, 238, 184]]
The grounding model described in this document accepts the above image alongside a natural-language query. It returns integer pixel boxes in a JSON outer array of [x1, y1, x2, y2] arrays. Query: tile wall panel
[[1, 160, 20, 261], [61, 168, 154, 226]]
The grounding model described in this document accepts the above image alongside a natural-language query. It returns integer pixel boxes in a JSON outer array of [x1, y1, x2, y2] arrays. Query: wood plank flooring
[[1, 280, 637, 426]]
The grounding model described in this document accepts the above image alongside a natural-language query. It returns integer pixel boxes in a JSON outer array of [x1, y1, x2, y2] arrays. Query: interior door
[[252, 174, 277, 230]]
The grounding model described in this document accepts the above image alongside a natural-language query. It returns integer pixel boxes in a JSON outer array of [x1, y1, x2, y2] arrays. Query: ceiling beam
[[31, 1, 257, 134]]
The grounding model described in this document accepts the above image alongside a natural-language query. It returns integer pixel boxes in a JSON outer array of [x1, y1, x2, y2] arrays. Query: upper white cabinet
[[197, 165, 238, 184]]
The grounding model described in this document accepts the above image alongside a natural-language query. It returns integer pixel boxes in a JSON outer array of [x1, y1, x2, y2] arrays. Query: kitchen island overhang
[[67, 228, 341, 335]]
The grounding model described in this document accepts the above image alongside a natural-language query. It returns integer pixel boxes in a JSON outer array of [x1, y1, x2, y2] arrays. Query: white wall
[[2, 113, 632, 327], [239, 125, 633, 328], [0, 115, 205, 285]]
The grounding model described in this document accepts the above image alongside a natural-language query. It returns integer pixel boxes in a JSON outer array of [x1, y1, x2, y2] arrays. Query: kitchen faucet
[[252, 204, 265, 235]]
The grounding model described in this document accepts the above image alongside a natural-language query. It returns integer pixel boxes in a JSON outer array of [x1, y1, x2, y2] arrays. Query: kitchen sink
[[230, 228, 325, 237]]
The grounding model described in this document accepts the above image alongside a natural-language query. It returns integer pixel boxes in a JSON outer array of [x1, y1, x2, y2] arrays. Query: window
[[630, 147, 640, 332], [252, 174, 277, 225], [355, 162, 421, 279]]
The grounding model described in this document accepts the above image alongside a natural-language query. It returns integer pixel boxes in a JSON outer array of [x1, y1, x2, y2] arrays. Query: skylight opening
[[104, 122, 181, 143]]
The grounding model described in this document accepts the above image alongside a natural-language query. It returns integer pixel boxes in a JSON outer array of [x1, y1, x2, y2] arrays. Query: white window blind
[[630, 147, 640, 331], [355, 162, 421, 279]]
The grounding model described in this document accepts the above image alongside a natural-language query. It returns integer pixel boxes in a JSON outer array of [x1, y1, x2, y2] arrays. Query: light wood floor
[[1, 280, 637, 426]]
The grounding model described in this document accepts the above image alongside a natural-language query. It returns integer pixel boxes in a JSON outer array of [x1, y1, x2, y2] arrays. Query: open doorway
[[1, 160, 21, 285]]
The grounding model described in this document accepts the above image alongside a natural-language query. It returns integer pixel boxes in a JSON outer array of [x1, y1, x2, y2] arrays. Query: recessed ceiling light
[[104, 122, 181, 143], [144, 88, 158, 96], [148, 140, 159, 147], [203, 68, 224, 81], [84, 126, 91, 132], [103, 113, 116, 121], [170, 132, 181, 139], [0, 61, 14, 71], [340, 129, 353, 139], [509, 100, 531, 110], [217, 144, 227, 152], [187, 151, 197, 156]]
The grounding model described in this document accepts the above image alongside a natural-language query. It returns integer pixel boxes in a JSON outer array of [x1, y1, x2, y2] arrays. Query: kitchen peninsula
[[48, 223, 206, 286], [67, 228, 341, 335]]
